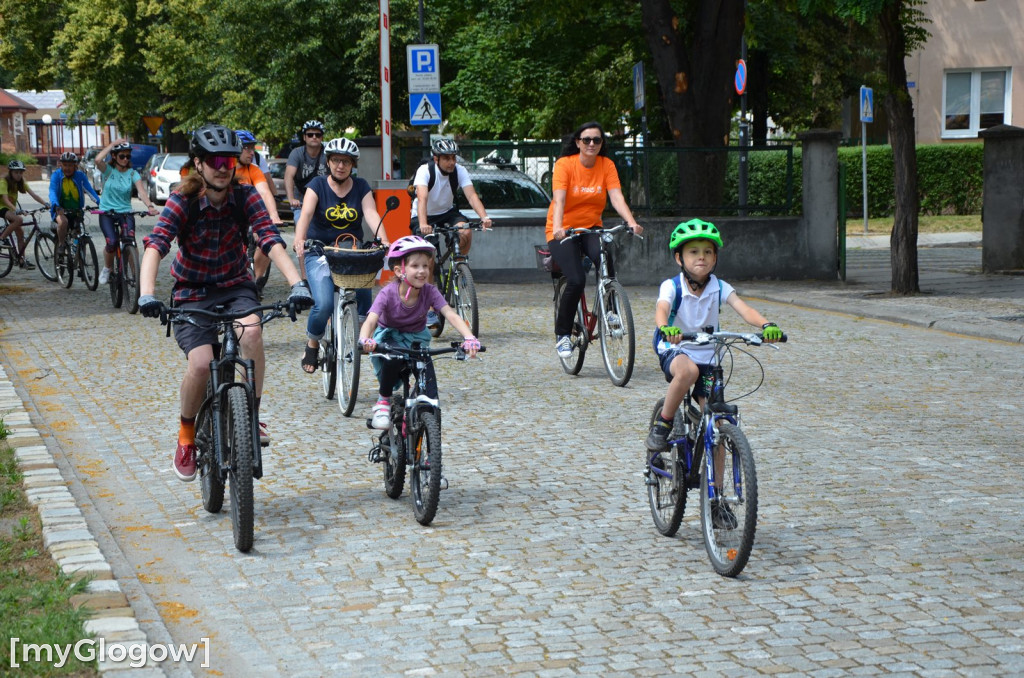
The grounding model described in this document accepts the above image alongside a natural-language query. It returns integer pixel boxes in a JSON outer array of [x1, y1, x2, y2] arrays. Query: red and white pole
[[379, 0, 392, 180]]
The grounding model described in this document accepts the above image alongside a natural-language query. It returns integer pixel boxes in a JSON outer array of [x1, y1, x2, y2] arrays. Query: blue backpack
[[651, 275, 722, 353]]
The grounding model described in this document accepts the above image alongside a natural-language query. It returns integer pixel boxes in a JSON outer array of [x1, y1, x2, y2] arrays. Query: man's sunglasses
[[205, 156, 237, 171], [305, 132, 323, 138]]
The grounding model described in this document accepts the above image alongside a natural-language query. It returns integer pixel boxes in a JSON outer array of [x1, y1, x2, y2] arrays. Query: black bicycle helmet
[[111, 142, 132, 154], [7, 160, 26, 171], [190, 124, 241, 158]]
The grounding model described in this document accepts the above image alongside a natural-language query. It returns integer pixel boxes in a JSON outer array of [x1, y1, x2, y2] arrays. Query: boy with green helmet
[[647, 219, 783, 459]]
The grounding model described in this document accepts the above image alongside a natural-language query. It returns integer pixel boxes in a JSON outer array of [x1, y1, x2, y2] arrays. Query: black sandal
[[301, 344, 319, 374]]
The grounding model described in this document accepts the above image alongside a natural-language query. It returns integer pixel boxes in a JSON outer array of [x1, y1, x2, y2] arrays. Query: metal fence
[[399, 140, 796, 216]]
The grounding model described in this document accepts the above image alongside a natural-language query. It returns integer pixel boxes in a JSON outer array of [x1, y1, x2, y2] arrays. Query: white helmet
[[324, 137, 360, 159], [431, 138, 459, 156]]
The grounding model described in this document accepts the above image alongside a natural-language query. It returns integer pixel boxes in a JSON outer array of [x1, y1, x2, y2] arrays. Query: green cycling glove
[[762, 322, 783, 341], [660, 325, 681, 338]]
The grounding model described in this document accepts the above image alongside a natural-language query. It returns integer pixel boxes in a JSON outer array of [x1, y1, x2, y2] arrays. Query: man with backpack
[[284, 119, 328, 212], [137, 124, 312, 482], [409, 138, 492, 327]]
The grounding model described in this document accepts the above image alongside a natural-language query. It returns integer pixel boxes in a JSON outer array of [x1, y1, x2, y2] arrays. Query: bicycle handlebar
[[16, 207, 49, 216], [370, 340, 487, 360], [303, 239, 386, 256], [563, 222, 642, 241], [669, 329, 788, 345], [161, 300, 300, 328], [431, 220, 488, 233], [90, 209, 151, 218]]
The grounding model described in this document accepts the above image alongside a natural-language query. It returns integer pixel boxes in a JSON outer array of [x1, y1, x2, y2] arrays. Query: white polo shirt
[[655, 274, 735, 364]]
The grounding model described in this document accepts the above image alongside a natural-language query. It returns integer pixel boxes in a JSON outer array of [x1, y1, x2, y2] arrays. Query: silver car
[[146, 153, 190, 204]]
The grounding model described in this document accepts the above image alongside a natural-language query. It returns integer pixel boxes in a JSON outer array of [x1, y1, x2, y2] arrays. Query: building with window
[[906, 0, 1020, 143]]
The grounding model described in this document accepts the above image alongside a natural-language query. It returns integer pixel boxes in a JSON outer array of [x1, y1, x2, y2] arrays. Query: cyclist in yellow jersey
[[1, 160, 49, 269]]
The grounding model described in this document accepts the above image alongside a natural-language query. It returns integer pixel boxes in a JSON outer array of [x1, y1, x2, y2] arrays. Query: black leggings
[[378, 359, 438, 400], [549, 231, 614, 337]]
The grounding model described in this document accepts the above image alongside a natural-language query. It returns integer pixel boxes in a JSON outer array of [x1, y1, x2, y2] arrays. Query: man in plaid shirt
[[139, 124, 312, 482]]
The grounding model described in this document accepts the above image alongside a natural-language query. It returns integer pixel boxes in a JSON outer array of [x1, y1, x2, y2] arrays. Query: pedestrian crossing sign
[[410, 92, 442, 126]]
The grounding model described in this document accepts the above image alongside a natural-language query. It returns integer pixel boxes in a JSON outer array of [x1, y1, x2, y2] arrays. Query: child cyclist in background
[[359, 236, 480, 429], [646, 219, 784, 455]]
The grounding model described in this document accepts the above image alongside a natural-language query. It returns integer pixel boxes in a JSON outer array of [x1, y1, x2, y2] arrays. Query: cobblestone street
[[2, 227, 1023, 676]]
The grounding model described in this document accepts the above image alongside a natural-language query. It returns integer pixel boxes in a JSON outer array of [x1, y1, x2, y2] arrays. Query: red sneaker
[[173, 443, 197, 481]]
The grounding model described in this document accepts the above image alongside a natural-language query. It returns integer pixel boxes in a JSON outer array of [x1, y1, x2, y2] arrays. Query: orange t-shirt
[[234, 163, 267, 187], [544, 155, 621, 241]]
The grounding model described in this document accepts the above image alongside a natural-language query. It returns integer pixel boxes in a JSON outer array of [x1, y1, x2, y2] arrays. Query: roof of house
[[0, 88, 38, 111], [6, 89, 63, 111]]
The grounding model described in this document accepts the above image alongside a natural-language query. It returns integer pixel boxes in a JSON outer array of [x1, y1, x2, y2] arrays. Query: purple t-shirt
[[370, 282, 448, 333]]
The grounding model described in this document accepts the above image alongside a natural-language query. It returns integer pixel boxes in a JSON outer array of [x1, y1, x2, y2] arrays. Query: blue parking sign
[[860, 86, 874, 123]]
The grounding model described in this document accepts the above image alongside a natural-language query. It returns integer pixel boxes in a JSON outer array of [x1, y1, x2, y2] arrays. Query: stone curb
[[1, 364, 168, 677]]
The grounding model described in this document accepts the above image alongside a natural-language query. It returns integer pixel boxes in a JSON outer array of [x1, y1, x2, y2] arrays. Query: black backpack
[[406, 161, 459, 205]]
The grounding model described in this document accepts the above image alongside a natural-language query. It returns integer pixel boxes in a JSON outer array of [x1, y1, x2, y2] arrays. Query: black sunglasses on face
[[578, 136, 603, 145], [116, 154, 131, 160], [305, 132, 323, 138]]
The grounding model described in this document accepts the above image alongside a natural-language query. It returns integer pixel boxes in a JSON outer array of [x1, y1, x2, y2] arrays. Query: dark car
[[456, 162, 550, 225], [130, 144, 159, 173]]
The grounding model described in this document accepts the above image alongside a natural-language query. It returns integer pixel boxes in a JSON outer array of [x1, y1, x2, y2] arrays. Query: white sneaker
[[98, 267, 110, 285], [371, 401, 390, 430], [555, 335, 573, 359]]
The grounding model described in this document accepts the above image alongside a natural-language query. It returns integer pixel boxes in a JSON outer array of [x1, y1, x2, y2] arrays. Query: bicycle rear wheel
[[56, 242, 74, 288], [699, 421, 757, 577], [598, 280, 635, 387], [226, 387, 255, 553], [409, 411, 442, 525], [123, 244, 140, 314], [646, 399, 688, 537], [338, 301, 361, 417], [34, 233, 58, 281], [109, 255, 123, 308], [320, 298, 336, 400], [197, 381, 224, 514], [383, 396, 406, 499], [0, 238, 14, 278], [554, 277, 587, 375], [452, 262, 479, 337], [79, 237, 99, 290]]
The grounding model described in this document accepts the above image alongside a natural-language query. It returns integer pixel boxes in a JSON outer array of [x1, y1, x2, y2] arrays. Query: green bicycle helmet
[[668, 218, 723, 252]]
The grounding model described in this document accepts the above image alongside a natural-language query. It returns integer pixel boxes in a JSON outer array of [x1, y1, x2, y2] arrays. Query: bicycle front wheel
[[699, 421, 757, 577], [0, 238, 14, 278], [646, 399, 688, 537], [79, 237, 99, 291], [409, 411, 442, 526], [338, 301, 361, 417], [226, 388, 255, 552], [554, 277, 587, 375], [109, 254, 123, 308], [599, 280, 635, 387], [56, 242, 74, 288], [452, 262, 479, 337], [429, 268, 447, 338], [320, 300, 336, 400], [34, 233, 59, 282], [197, 381, 224, 514], [123, 244, 140, 314]]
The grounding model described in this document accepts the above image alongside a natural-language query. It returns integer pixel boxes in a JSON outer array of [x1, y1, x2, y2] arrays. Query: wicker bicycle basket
[[323, 235, 386, 289]]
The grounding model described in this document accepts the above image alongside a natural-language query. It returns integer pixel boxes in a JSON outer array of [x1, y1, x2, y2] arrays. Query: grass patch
[[848, 213, 981, 236], [0, 436, 99, 677]]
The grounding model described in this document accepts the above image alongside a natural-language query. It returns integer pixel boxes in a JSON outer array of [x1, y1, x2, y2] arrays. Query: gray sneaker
[[645, 420, 672, 451], [555, 335, 573, 359], [710, 498, 738, 530]]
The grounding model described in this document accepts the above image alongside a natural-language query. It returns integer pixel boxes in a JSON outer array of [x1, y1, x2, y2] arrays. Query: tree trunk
[[881, 0, 920, 294], [639, 0, 744, 211]]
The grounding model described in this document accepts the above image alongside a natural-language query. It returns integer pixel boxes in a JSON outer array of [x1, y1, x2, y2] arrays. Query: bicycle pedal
[[367, 444, 384, 464]]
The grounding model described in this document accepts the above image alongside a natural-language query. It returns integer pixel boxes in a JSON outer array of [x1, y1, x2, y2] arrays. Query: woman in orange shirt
[[546, 121, 642, 359]]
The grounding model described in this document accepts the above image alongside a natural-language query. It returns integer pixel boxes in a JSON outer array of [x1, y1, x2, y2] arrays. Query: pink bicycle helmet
[[386, 235, 436, 262]]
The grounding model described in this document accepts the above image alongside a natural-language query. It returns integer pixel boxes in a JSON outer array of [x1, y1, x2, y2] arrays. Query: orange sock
[[178, 416, 196, 446]]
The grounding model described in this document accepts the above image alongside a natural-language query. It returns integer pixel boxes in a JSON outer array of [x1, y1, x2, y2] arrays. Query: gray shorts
[[173, 283, 260, 357]]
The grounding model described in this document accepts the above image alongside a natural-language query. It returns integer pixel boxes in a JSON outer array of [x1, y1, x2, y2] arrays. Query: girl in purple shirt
[[359, 236, 479, 429]]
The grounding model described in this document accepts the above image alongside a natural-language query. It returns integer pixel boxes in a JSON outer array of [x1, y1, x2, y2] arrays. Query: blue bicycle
[[645, 328, 785, 577]]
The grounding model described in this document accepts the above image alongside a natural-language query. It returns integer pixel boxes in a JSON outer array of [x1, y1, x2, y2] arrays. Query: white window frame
[[942, 68, 1012, 139]]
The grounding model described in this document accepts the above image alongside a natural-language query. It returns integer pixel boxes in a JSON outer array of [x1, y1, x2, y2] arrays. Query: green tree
[[0, 0, 65, 90]]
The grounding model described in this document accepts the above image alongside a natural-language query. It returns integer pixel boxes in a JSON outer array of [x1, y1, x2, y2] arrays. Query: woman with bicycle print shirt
[[95, 139, 159, 285], [293, 137, 390, 375], [547, 121, 643, 359]]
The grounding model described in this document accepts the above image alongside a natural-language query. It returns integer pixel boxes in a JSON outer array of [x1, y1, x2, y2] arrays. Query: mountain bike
[[55, 209, 99, 291], [427, 221, 484, 338], [306, 238, 386, 416], [366, 341, 485, 526], [645, 328, 786, 577], [160, 300, 302, 553], [93, 210, 146, 313], [540, 223, 638, 387], [0, 206, 50, 279]]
